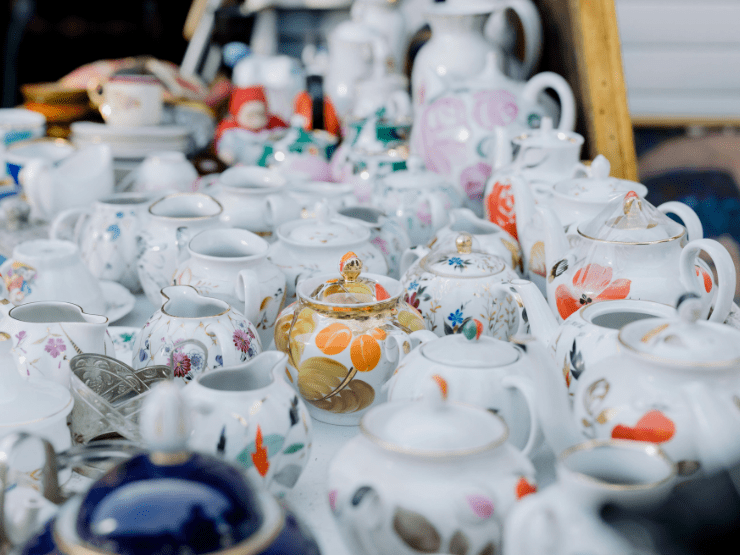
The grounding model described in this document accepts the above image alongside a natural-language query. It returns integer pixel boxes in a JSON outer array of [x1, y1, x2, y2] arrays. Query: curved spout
[[511, 335, 583, 456], [509, 279, 559, 349], [537, 205, 569, 279]]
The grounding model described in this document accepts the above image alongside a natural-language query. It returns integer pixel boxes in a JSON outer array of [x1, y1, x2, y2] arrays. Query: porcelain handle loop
[[500, 0, 543, 79], [501, 374, 542, 457], [400, 246, 430, 276], [237, 269, 262, 330], [522, 72, 576, 132], [678, 238, 736, 323], [658, 201, 703, 242], [49, 207, 90, 244], [503, 493, 562, 555]]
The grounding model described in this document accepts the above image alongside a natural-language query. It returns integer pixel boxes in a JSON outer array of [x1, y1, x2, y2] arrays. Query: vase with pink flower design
[[541, 191, 737, 323], [132, 285, 262, 385], [411, 50, 576, 216]]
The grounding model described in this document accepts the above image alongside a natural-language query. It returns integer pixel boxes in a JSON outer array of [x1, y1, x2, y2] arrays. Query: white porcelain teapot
[[522, 293, 740, 477]]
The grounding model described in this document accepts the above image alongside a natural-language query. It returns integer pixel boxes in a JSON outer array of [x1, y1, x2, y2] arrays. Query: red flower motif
[[695, 266, 713, 293], [403, 291, 420, 309], [233, 330, 252, 353], [485, 180, 517, 239], [555, 264, 631, 320], [172, 351, 191, 378], [515, 477, 537, 499], [611, 410, 675, 444], [460, 162, 492, 203]]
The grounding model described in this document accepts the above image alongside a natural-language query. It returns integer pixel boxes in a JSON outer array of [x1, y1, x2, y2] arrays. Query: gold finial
[[456, 233, 473, 254], [340, 251, 362, 282]]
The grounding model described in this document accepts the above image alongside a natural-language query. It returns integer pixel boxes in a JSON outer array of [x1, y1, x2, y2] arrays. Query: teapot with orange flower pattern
[[273, 252, 435, 425], [541, 190, 736, 323], [521, 293, 740, 478]]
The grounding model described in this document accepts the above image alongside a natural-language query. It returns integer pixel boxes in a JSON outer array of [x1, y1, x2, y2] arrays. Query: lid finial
[[140, 381, 192, 465], [676, 292, 703, 324], [456, 232, 473, 254], [340, 251, 362, 282]]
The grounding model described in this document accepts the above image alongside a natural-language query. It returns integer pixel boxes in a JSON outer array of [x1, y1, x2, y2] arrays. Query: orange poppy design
[[528, 241, 546, 277], [555, 264, 631, 320], [431, 374, 448, 400], [485, 180, 517, 239], [251, 426, 270, 477], [369, 328, 387, 340], [375, 283, 390, 301], [515, 477, 537, 499], [695, 266, 713, 293], [611, 410, 676, 443], [350, 335, 381, 372], [339, 251, 358, 272], [316, 323, 352, 355]]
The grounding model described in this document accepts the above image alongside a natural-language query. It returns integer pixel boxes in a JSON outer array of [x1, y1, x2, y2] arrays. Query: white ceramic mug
[[88, 74, 163, 127]]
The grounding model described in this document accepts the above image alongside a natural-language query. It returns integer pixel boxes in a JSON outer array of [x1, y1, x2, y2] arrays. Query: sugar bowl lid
[[578, 191, 685, 243], [421, 320, 520, 368], [63, 382, 283, 555], [512, 116, 584, 150], [421, 232, 508, 278], [277, 203, 371, 247], [553, 155, 648, 202], [297, 251, 402, 307], [360, 379, 509, 457], [382, 156, 450, 190], [619, 294, 740, 366]]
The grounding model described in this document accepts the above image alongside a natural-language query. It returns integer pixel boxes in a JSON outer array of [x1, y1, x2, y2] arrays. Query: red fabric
[[215, 85, 287, 142], [293, 91, 341, 137]]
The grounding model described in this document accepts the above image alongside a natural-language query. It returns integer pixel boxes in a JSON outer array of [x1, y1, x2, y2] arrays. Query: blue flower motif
[[189, 352, 204, 371], [106, 224, 121, 241], [215, 355, 223, 367], [408, 281, 419, 291], [448, 257, 463, 267], [138, 349, 148, 362], [448, 309, 464, 326], [116, 212, 124, 218]]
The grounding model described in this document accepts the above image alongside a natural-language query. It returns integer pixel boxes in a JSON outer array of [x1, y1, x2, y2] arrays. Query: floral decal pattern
[[441, 255, 471, 271], [485, 180, 517, 239], [554, 263, 631, 320], [1, 261, 36, 303], [459, 162, 492, 203]]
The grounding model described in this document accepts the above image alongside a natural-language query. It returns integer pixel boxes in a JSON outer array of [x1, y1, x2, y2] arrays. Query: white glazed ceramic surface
[[49, 192, 159, 292], [91, 75, 164, 127], [4, 138, 75, 184], [1, 301, 114, 387], [400, 242, 521, 339], [182, 351, 312, 495], [131, 151, 198, 194], [503, 440, 676, 555], [0, 108, 46, 145], [136, 192, 227, 306], [328, 398, 537, 555], [108, 326, 140, 366], [0, 239, 106, 315], [132, 285, 262, 386], [288, 181, 358, 219], [173, 228, 287, 347]]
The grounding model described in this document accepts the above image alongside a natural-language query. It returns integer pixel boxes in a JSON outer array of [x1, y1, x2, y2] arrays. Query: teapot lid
[[553, 155, 648, 202], [619, 294, 740, 366], [278, 203, 371, 247], [0, 335, 73, 427], [421, 321, 520, 368], [360, 380, 509, 456], [577, 191, 685, 244], [421, 233, 507, 278], [512, 117, 584, 150], [70, 382, 281, 555], [297, 252, 401, 307], [381, 156, 449, 190]]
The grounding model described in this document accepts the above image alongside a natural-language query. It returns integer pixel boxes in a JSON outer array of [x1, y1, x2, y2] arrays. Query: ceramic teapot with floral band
[[328, 384, 537, 555], [273, 252, 434, 426], [542, 191, 736, 323], [522, 293, 740, 478], [400, 233, 522, 339]]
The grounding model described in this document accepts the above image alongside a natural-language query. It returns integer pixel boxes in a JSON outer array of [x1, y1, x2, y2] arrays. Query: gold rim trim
[[148, 192, 224, 220], [0, 396, 73, 428], [359, 400, 510, 459], [577, 228, 685, 245], [149, 451, 192, 466], [558, 439, 676, 491]]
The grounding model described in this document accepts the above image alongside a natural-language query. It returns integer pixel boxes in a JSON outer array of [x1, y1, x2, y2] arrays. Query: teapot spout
[[537, 205, 569, 277], [509, 279, 559, 349], [512, 335, 583, 456]]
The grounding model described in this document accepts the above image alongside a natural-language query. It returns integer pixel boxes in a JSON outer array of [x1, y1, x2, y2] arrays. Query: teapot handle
[[678, 238, 735, 322], [388, 330, 437, 366], [19, 159, 53, 221], [400, 246, 430, 276], [265, 194, 301, 230], [424, 192, 449, 234], [522, 72, 576, 132], [237, 269, 262, 327], [658, 201, 703, 242], [49, 206, 91, 244], [499, 0, 543, 79], [501, 374, 542, 457], [503, 492, 563, 555]]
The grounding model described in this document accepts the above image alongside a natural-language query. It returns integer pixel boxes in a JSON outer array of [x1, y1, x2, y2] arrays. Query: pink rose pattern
[[44, 338, 66, 358], [419, 97, 469, 176], [460, 162, 493, 203], [472, 90, 519, 130]]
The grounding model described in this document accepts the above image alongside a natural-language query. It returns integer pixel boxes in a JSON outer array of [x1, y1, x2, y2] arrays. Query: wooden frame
[[533, 0, 638, 181]]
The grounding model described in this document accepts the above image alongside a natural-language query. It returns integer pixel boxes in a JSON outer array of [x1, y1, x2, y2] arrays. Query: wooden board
[[532, 0, 638, 181]]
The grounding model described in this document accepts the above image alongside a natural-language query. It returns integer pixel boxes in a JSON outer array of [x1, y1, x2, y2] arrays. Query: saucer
[[107, 326, 140, 366], [101, 281, 136, 323]]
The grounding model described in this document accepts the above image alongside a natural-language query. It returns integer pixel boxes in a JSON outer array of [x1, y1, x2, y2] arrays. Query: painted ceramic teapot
[[514, 155, 648, 292], [400, 233, 522, 339], [181, 351, 312, 495], [522, 293, 740, 477], [267, 203, 388, 304], [412, 52, 575, 214], [386, 323, 541, 454], [510, 279, 677, 394], [10, 382, 322, 555], [172, 228, 287, 347], [542, 191, 736, 323], [328, 387, 538, 555], [132, 285, 262, 385], [273, 252, 433, 426]]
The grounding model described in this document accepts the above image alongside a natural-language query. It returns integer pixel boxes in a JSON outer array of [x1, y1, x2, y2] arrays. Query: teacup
[[49, 192, 160, 292], [0, 239, 106, 315], [87, 74, 163, 127], [0, 108, 46, 145], [4, 137, 75, 185]]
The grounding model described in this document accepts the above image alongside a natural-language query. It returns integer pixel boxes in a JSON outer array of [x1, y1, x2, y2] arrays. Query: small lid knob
[[339, 251, 363, 282], [140, 381, 192, 464], [676, 292, 703, 324], [540, 116, 553, 133], [462, 319, 483, 341], [590, 154, 611, 180], [456, 232, 473, 254]]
